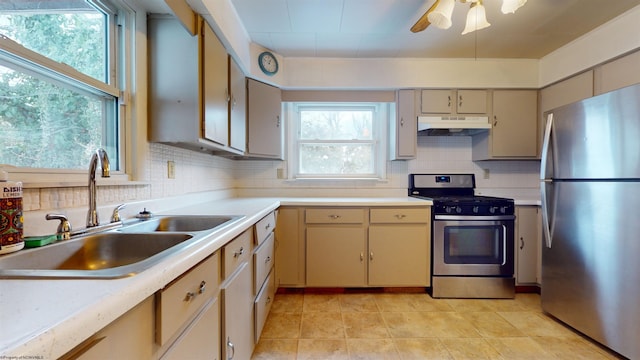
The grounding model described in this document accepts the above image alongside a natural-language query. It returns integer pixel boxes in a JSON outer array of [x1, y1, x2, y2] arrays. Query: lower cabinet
[[275, 207, 305, 287], [61, 297, 155, 360], [302, 206, 431, 288], [515, 206, 541, 285], [221, 262, 254, 360]]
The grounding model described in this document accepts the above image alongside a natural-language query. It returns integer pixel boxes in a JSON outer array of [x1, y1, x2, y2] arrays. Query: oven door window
[[443, 225, 505, 265]]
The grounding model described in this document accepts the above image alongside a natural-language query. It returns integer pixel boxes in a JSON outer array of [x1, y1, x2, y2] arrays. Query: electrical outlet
[[167, 161, 175, 179], [483, 169, 490, 179]]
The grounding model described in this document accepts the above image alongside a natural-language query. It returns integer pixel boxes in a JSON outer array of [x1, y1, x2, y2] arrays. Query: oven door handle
[[502, 225, 507, 266], [434, 215, 515, 221]]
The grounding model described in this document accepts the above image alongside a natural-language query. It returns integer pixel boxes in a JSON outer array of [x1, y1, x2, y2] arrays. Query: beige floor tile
[[343, 312, 390, 339], [303, 294, 341, 312], [270, 293, 304, 313], [339, 293, 380, 312], [260, 313, 302, 339], [376, 293, 454, 312], [347, 338, 400, 359], [485, 337, 555, 359], [531, 336, 624, 359], [513, 293, 543, 311], [460, 312, 526, 338], [382, 312, 440, 338], [394, 338, 453, 360], [440, 338, 504, 360], [300, 312, 345, 339], [445, 299, 500, 312], [498, 311, 579, 337], [421, 312, 481, 338], [297, 339, 350, 360], [251, 339, 298, 360]]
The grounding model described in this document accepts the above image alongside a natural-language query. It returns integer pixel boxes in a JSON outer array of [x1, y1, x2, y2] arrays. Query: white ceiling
[[143, 0, 640, 59]]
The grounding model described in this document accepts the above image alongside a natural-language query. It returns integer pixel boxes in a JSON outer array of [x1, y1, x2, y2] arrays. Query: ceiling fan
[[410, 0, 527, 34]]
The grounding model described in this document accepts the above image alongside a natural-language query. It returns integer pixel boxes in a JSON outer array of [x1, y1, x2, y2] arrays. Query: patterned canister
[[0, 170, 24, 255]]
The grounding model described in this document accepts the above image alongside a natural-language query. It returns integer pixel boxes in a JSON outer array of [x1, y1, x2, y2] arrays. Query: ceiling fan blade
[[410, 0, 440, 33]]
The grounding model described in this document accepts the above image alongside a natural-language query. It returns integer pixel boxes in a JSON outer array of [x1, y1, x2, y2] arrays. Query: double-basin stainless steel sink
[[0, 215, 244, 279]]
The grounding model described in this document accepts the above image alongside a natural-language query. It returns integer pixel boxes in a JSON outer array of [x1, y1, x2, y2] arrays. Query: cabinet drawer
[[254, 232, 275, 294], [157, 252, 219, 346], [255, 211, 276, 246], [306, 208, 365, 224], [370, 208, 430, 224], [254, 270, 276, 343], [223, 228, 253, 278]]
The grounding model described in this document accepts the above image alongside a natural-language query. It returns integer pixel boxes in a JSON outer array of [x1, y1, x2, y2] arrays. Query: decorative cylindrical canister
[[0, 170, 24, 255]]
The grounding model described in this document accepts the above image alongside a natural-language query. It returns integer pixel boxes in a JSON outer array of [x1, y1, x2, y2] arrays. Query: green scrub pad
[[23, 235, 58, 248]]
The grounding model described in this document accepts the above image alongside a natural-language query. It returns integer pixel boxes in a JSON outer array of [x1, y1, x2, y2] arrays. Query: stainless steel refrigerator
[[540, 83, 640, 359]]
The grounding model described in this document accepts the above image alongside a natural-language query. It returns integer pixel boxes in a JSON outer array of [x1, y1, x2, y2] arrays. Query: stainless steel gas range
[[409, 174, 515, 299]]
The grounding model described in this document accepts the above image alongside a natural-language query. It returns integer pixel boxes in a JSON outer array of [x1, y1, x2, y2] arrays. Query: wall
[[236, 136, 540, 200]]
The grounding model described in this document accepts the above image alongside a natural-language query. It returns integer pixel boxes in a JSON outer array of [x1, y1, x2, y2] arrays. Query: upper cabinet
[[390, 89, 417, 160], [594, 50, 640, 95], [148, 15, 243, 156], [421, 89, 487, 115], [246, 78, 283, 159], [229, 57, 247, 153], [472, 90, 538, 160]]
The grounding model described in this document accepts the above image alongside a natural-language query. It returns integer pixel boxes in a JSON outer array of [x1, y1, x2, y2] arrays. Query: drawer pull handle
[[520, 237, 525, 250], [265, 223, 271, 230], [370, 252, 374, 261], [395, 214, 406, 219], [184, 291, 195, 302], [360, 252, 364, 262], [234, 247, 244, 258], [199, 280, 206, 294], [266, 296, 272, 305], [227, 338, 235, 359], [265, 256, 271, 264], [329, 214, 341, 219]]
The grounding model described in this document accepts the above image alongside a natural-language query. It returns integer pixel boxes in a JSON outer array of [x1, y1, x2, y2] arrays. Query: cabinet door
[[421, 89, 453, 114], [222, 263, 254, 360], [247, 79, 283, 158], [306, 226, 366, 287], [202, 20, 229, 146], [161, 298, 220, 360], [456, 90, 487, 114], [491, 90, 538, 157], [391, 89, 417, 160], [275, 208, 305, 286], [63, 297, 154, 360], [368, 225, 429, 286], [515, 207, 541, 285], [229, 57, 246, 152]]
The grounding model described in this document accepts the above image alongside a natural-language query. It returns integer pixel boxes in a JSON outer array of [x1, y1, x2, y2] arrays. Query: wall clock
[[258, 51, 278, 76]]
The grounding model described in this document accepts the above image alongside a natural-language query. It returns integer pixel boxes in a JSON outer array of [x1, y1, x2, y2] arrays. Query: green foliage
[[0, 10, 111, 169]]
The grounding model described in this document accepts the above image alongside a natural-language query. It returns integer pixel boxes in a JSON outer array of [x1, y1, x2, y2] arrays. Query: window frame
[[286, 102, 389, 181], [0, 0, 134, 186]]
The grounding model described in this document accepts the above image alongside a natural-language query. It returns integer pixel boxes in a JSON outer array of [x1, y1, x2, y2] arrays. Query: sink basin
[[120, 215, 244, 233], [0, 232, 193, 279]]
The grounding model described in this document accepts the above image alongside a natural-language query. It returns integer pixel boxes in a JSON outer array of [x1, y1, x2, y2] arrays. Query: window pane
[[0, 64, 116, 169], [299, 144, 374, 175], [0, 1, 107, 82], [300, 110, 373, 140]]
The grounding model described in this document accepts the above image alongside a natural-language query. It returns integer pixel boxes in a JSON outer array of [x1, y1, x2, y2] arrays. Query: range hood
[[418, 116, 491, 136]]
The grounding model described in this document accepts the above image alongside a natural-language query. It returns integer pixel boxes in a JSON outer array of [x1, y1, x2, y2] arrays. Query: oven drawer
[[370, 208, 429, 224], [305, 208, 365, 224]]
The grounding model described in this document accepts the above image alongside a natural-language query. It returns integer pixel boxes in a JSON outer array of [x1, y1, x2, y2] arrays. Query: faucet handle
[[46, 213, 72, 240], [111, 203, 126, 223]]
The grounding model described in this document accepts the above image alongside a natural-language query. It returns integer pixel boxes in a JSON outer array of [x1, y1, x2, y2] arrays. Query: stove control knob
[[489, 206, 496, 214], [472, 206, 479, 214], [500, 206, 508, 214], [444, 206, 451, 214], [456, 206, 462, 214]]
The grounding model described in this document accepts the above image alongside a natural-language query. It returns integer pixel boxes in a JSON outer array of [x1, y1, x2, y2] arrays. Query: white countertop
[[0, 196, 430, 358]]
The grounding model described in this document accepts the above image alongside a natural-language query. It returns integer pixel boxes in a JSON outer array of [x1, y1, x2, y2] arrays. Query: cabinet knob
[[198, 280, 206, 294], [370, 252, 374, 261], [234, 247, 244, 258], [459, 95, 463, 108], [276, 115, 281, 127], [395, 214, 406, 220], [184, 292, 195, 302], [265, 223, 271, 230], [520, 237, 525, 250], [400, 118, 404, 127], [494, 115, 498, 126], [265, 256, 272, 264], [329, 214, 341, 219], [266, 296, 272, 305], [227, 338, 235, 360], [360, 252, 364, 262]]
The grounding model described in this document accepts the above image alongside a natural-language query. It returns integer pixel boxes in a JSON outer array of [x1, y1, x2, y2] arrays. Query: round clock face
[[258, 51, 278, 75]]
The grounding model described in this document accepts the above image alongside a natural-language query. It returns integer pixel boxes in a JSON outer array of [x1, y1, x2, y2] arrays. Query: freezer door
[[549, 84, 640, 179], [541, 181, 640, 359]]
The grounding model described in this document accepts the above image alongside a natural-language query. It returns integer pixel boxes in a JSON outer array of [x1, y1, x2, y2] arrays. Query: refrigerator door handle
[[540, 113, 554, 248]]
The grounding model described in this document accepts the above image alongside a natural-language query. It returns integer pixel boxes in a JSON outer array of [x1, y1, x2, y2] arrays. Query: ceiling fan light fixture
[[501, 0, 527, 14], [462, 2, 491, 35], [427, 0, 455, 29]]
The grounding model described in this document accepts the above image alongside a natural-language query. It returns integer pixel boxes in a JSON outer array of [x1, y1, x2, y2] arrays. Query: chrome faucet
[[87, 148, 110, 227]]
